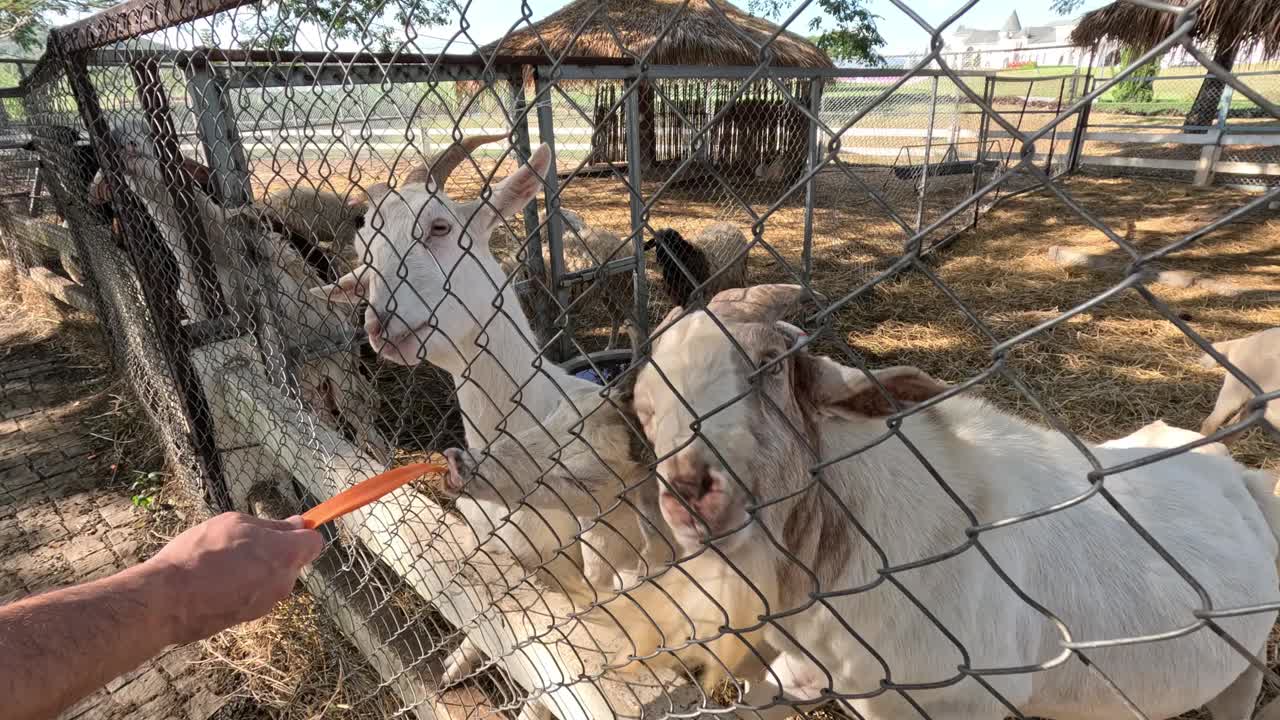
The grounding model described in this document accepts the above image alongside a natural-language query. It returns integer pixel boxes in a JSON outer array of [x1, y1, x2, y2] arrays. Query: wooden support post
[[56, 37, 232, 511], [1194, 84, 1233, 187]]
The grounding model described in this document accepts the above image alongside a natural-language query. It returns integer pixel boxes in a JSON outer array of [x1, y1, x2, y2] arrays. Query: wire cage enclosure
[[0, 1, 1278, 719]]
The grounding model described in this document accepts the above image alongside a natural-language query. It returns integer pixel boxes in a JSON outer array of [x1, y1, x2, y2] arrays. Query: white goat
[[260, 185, 367, 270], [310, 137, 702, 686], [308, 138, 649, 590], [1100, 419, 1230, 457], [93, 122, 384, 457], [634, 284, 1280, 720], [1199, 328, 1280, 441], [440, 384, 773, 691]]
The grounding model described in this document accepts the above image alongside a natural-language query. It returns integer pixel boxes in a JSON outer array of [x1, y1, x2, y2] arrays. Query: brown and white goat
[[633, 284, 1280, 720], [441, 383, 774, 691]]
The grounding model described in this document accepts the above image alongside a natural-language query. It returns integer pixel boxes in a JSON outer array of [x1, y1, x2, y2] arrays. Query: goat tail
[[1243, 468, 1280, 573]]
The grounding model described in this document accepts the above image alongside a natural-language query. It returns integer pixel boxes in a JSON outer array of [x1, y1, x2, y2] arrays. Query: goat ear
[[486, 143, 552, 221], [309, 267, 367, 305], [804, 356, 948, 420]]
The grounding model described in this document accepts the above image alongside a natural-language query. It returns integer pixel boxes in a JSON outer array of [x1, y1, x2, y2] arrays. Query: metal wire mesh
[[1, 1, 1279, 719]]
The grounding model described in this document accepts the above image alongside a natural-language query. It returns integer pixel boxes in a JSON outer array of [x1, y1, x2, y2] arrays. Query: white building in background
[[945, 11, 1085, 68], [869, 11, 1087, 70], [880, 10, 1273, 71]]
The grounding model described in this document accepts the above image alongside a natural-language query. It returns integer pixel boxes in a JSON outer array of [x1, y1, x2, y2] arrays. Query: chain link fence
[[1, 0, 1278, 719]]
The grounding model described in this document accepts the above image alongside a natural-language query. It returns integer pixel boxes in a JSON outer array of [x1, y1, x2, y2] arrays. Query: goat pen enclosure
[[1, 0, 1278, 719]]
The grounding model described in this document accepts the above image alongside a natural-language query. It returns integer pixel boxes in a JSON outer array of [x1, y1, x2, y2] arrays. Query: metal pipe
[[801, 78, 824, 284], [914, 75, 940, 237], [509, 76, 555, 350], [185, 58, 301, 397], [58, 42, 232, 511], [533, 68, 572, 362], [624, 79, 649, 361]]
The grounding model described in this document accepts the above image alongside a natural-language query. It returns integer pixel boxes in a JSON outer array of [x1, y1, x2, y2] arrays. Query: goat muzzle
[[443, 448, 471, 493]]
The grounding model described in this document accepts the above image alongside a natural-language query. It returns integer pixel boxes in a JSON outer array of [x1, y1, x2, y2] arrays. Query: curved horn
[[706, 284, 820, 324], [407, 132, 508, 190]]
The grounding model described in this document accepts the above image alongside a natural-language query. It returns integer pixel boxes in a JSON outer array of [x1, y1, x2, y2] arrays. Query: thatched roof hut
[[1070, 0, 1280, 59], [479, 0, 833, 69], [481, 0, 832, 181], [1070, 0, 1279, 127]]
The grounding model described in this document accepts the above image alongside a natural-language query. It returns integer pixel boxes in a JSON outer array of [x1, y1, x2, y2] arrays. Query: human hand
[[142, 512, 325, 644]]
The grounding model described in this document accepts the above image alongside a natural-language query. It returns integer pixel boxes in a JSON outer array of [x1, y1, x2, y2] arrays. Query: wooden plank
[[213, 359, 705, 720], [1212, 160, 1280, 177], [1220, 133, 1280, 147], [1084, 130, 1218, 146], [1080, 155, 1199, 172], [1195, 129, 1224, 187], [249, 486, 503, 720], [50, 0, 243, 54]]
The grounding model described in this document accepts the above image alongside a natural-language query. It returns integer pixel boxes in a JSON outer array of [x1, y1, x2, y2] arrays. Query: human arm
[[0, 512, 324, 720]]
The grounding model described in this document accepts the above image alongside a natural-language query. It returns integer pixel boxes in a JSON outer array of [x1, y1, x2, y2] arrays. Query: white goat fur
[[634, 285, 1280, 720], [443, 385, 773, 689], [100, 126, 382, 454], [1100, 419, 1230, 457], [260, 185, 367, 265], [1199, 328, 1280, 440]]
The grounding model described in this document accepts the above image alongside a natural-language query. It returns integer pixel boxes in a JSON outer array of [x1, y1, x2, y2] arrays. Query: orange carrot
[[301, 462, 445, 529]]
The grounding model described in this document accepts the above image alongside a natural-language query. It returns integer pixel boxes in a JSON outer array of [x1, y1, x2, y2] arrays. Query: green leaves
[[233, 0, 454, 53], [750, 0, 886, 65], [129, 470, 164, 511], [0, 0, 112, 51]]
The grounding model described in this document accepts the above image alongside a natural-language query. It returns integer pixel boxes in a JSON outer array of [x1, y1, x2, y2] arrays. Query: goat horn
[[406, 132, 508, 190], [706, 284, 820, 324]]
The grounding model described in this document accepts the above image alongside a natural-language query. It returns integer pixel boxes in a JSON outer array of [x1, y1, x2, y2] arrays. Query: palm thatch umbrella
[[480, 0, 832, 171], [1070, 0, 1280, 127]]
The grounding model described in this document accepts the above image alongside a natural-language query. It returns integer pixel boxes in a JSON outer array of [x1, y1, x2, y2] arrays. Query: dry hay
[[200, 592, 404, 720], [793, 174, 1279, 470]]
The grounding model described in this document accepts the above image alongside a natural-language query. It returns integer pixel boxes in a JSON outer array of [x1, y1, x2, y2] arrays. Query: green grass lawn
[[1091, 62, 1280, 115]]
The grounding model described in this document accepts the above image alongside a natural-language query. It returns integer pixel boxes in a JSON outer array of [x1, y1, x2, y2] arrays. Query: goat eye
[[430, 220, 451, 236], [758, 352, 782, 374]]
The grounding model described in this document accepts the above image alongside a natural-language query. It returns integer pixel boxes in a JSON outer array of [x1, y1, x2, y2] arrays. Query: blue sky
[[47, 0, 1115, 55]]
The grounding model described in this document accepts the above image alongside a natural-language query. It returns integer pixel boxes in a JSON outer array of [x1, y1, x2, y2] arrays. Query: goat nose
[[443, 448, 469, 492], [663, 459, 714, 501]]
